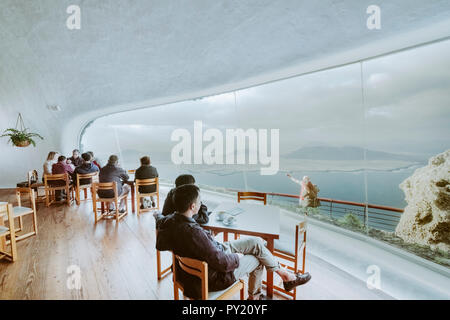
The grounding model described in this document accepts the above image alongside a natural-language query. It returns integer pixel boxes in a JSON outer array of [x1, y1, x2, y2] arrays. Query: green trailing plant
[[338, 212, 364, 230], [1, 128, 44, 147], [1, 113, 44, 147]]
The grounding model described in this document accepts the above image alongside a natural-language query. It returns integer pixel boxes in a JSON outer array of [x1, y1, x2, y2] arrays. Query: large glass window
[[81, 39, 450, 235]]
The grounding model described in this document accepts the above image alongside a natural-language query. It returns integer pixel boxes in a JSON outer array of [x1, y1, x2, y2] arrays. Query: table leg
[[223, 232, 228, 242], [266, 238, 274, 298]]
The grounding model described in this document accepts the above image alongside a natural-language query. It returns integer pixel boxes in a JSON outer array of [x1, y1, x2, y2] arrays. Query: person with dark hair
[[72, 153, 99, 186], [52, 155, 74, 175], [155, 184, 311, 300], [134, 156, 159, 209], [68, 149, 83, 167], [51, 155, 74, 201], [162, 174, 210, 224], [87, 151, 101, 169], [98, 155, 130, 213]]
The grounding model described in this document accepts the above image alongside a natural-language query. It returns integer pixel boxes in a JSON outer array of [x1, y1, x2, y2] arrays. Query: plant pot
[[14, 140, 31, 147]]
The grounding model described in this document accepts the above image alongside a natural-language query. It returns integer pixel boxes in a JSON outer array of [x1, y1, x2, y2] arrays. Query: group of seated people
[[42, 149, 312, 299], [42, 149, 158, 211], [155, 179, 312, 300]]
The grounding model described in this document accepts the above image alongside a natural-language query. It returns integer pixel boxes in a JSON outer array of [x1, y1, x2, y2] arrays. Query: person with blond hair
[[43, 151, 59, 180], [286, 174, 320, 208]]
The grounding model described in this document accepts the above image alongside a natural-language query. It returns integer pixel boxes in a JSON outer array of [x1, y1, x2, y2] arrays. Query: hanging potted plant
[[1, 113, 44, 147]]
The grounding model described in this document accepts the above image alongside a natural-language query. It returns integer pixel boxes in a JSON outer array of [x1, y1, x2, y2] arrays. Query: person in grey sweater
[[98, 155, 130, 213]]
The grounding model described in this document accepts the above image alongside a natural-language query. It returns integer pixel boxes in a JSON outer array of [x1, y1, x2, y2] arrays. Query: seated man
[[155, 184, 311, 300], [68, 149, 83, 167], [72, 152, 99, 186], [162, 174, 210, 224], [98, 155, 130, 213], [51, 155, 74, 201], [134, 156, 158, 209], [87, 151, 101, 169]]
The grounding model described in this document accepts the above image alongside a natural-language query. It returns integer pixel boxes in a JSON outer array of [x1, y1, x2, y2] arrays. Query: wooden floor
[[0, 188, 392, 300]]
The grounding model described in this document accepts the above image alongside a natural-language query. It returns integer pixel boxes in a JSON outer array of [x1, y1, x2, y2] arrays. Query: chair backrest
[[295, 220, 307, 254], [135, 178, 159, 193], [173, 254, 208, 300], [76, 172, 99, 186], [44, 173, 70, 187], [92, 182, 119, 198], [127, 169, 136, 174], [27, 170, 39, 185], [16, 187, 36, 212], [237, 191, 267, 205]]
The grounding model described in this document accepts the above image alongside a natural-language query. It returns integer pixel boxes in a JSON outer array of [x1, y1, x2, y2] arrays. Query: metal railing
[[227, 189, 404, 232]]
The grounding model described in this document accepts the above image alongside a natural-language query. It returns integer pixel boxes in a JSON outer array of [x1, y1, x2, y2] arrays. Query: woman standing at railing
[[286, 174, 320, 210]]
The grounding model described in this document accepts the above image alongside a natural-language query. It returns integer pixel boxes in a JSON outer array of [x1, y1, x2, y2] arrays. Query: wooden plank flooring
[[0, 188, 392, 300]]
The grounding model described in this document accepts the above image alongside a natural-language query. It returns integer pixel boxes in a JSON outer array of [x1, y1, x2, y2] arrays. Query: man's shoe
[[247, 294, 271, 300], [283, 272, 311, 292], [119, 208, 126, 214]]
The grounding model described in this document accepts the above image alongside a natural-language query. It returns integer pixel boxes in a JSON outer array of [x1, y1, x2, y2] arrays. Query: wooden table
[[202, 202, 280, 298]]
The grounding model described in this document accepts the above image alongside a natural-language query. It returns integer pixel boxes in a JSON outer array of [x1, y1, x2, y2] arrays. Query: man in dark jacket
[[162, 174, 210, 224], [72, 153, 99, 186], [135, 156, 158, 209], [68, 149, 83, 167], [98, 155, 130, 212], [155, 184, 311, 300]]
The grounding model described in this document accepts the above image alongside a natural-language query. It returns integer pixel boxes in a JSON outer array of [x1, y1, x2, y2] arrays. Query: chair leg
[[66, 187, 70, 206], [137, 195, 140, 216], [156, 249, 162, 280], [32, 210, 38, 235], [76, 188, 80, 205], [174, 284, 179, 300], [93, 201, 98, 223], [240, 281, 245, 300], [115, 200, 119, 222]]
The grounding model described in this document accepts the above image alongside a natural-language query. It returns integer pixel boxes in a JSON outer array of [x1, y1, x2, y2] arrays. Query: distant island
[[284, 146, 427, 162]]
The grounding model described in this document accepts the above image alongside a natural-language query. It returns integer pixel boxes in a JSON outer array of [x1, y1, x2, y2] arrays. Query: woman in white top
[[43, 151, 59, 179]]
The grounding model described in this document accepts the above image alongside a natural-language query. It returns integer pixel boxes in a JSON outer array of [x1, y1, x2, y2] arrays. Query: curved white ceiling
[[1, 0, 450, 152]]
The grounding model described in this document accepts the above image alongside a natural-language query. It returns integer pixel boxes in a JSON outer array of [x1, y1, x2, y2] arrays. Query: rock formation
[[395, 149, 450, 253]]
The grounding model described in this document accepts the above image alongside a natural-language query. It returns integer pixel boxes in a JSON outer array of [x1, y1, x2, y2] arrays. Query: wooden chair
[[266, 220, 307, 300], [156, 230, 172, 280], [92, 182, 128, 223], [5, 188, 38, 242], [173, 254, 245, 300], [75, 172, 99, 205], [135, 178, 159, 215], [27, 170, 46, 203], [44, 173, 74, 207], [234, 191, 267, 239], [237, 191, 267, 204], [0, 203, 18, 262]]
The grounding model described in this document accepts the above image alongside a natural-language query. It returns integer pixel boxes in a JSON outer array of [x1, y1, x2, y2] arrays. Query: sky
[[82, 39, 450, 163]]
